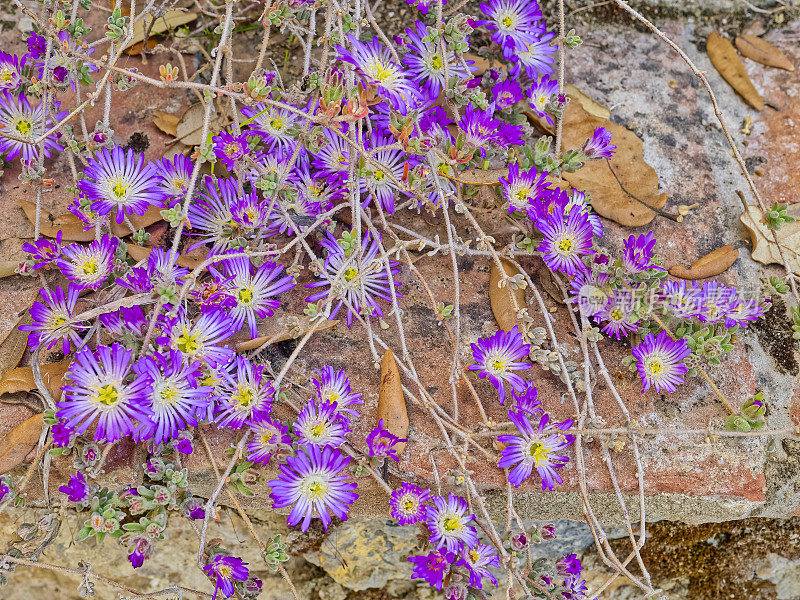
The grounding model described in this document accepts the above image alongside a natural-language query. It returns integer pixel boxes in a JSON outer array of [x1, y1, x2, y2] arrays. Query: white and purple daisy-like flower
[[631, 330, 691, 393], [213, 130, 249, 171], [536, 207, 595, 276], [725, 294, 765, 328], [526, 75, 559, 125], [58, 343, 151, 443], [312, 366, 363, 421], [0, 91, 66, 162], [336, 35, 417, 112], [153, 154, 194, 202], [268, 445, 359, 531], [402, 21, 472, 98], [458, 543, 500, 589], [468, 325, 531, 404], [660, 280, 700, 320], [294, 399, 349, 448], [22, 230, 63, 269], [569, 268, 611, 319], [459, 103, 523, 149], [241, 103, 302, 151], [695, 281, 739, 324], [511, 30, 557, 80], [425, 493, 479, 553], [621, 231, 661, 274], [203, 554, 249, 600], [215, 356, 274, 429], [266, 190, 323, 238], [98, 305, 147, 338], [0, 52, 24, 90], [310, 125, 350, 184], [493, 79, 524, 110], [498, 410, 575, 490], [161, 308, 237, 368], [57, 234, 118, 290], [131, 350, 211, 444], [512, 381, 542, 415], [581, 126, 617, 160], [21, 284, 86, 354], [478, 0, 543, 53], [567, 189, 604, 238], [366, 418, 407, 461], [598, 288, 639, 340], [499, 163, 550, 213], [389, 482, 431, 525], [361, 131, 408, 214], [214, 255, 295, 338], [78, 147, 167, 224], [306, 231, 402, 327], [246, 416, 291, 465]]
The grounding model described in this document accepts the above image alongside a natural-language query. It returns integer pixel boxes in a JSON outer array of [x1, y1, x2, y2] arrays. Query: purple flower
[[20, 284, 86, 355], [568, 189, 604, 238], [213, 131, 249, 171], [536, 207, 595, 276], [58, 343, 151, 443], [660, 280, 700, 320], [498, 410, 574, 490], [581, 126, 617, 160], [695, 281, 739, 324], [0, 478, 10, 502], [726, 295, 765, 328], [459, 104, 523, 149], [306, 230, 401, 327], [366, 418, 406, 461], [598, 289, 639, 340], [563, 574, 589, 600], [389, 482, 430, 525], [203, 555, 249, 600], [361, 131, 408, 214], [336, 35, 417, 112], [160, 308, 237, 367], [59, 471, 89, 502], [294, 399, 349, 448], [458, 544, 500, 589], [154, 153, 194, 201], [405, 0, 446, 14], [312, 366, 362, 422], [213, 255, 295, 338], [425, 493, 478, 553], [98, 305, 148, 337], [132, 351, 211, 444], [0, 92, 66, 162], [175, 438, 194, 455], [478, 0, 543, 52], [215, 356, 274, 429], [557, 553, 582, 576], [512, 381, 541, 415], [527, 75, 559, 125], [310, 125, 350, 184], [127, 537, 152, 568], [511, 30, 558, 80], [268, 445, 358, 531], [78, 147, 167, 224], [569, 269, 611, 320], [22, 230, 63, 269], [468, 326, 531, 404], [0, 52, 24, 90], [408, 549, 455, 591], [52, 65, 68, 83], [499, 163, 550, 212], [631, 330, 691, 394], [241, 104, 302, 152], [622, 231, 660, 274], [493, 79, 524, 110], [402, 21, 472, 97], [57, 234, 118, 290], [247, 416, 291, 464], [26, 31, 46, 59], [51, 421, 74, 447]]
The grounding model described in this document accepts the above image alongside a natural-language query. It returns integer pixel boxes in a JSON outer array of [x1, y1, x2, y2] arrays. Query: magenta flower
[[425, 493, 478, 553], [499, 163, 550, 212], [268, 445, 358, 531], [0, 52, 24, 90], [511, 30, 558, 80], [478, 0, 543, 52], [294, 399, 349, 448], [58, 343, 151, 443], [58, 471, 89, 503], [215, 356, 274, 429], [459, 104, 523, 149], [408, 549, 455, 591], [660, 280, 700, 320], [557, 553, 582, 576], [498, 410, 574, 490], [57, 234, 118, 290], [241, 103, 302, 152], [458, 544, 500, 589], [695, 281, 739, 324], [312, 366, 363, 422], [527, 75, 559, 125], [631, 330, 691, 393], [581, 126, 617, 160], [493, 79, 524, 110], [203, 555, 249, 600], [569, 269, 611, 320], [0, 91, 66, 162], [246, 416, 291, 464], [621, 231, 660, 274], [468, 326, 531, 404], [78, 147, 166, 224], [389, 482, 430, 525], [366, 418, 406, 461], [127, 536, 152, 569], [160, 308, 237, 368], [402, 21, 472, 97], [213, 130, 249, 171], [512, 381, 541, 415], [22, 230, 63, 269], [598, 289, 639, 340], [536, 208, 595, 276], [21, 284, 86, 354]]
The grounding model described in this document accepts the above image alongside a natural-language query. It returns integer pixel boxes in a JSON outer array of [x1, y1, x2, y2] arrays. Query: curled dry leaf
[[0, 412, 44, 474], [377, 348, 408, 455], [123, 9, 198, 52], [735, 34, 794, 72], [0, 358, 72, 401], [231, 313, 340, 352], [489, 258, 526, 331], [152, 110, 181, 137], [707, 32, 764, 111], [0, 313, 31, 379], [740, 204, 800, 275], [176, 102, 225, 146], [559, 101, 668, 227], [668, 245, 739, 280]]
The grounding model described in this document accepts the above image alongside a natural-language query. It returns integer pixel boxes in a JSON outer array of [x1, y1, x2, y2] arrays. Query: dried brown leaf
[[0, 313, 31, 379], [230, 312, 340, 352], [126, 244, 203, 269], [668, 245, 739, 279], [0, 359, 72, 401], [559, 101, 668, 227], [707, 32, 764, 110], [0, 412, 43, 474], [0, 261, 20, 278], [489, 259, 526, 331], [123, 9, 198, 51], [735, 34, 794, 72], [152, 110, 181, 136], [740, 205, 800, 275], [176, 102, 224, 146], [564, 84, 611, 120], [124, 38, 158, 57], [377, 348, 408, 455]]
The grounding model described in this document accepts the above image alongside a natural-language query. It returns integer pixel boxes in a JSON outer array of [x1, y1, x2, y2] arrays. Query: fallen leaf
[[0, 412, 44, 474], [124, 37, 158, 56], [123, 9, 198, 52], [126, 243, 204, 269], [0, 261, 20, 278], [740, 204, 800, 275], [707, 32, 764, 110], [152, 110, 181, 136], [668, 245, 739, 279], [489, 259, 526, 331], [735, 34, 794, 72], [230, 312, 340, 352], [565, 84, 611, 120], [538, 266, 566, 304], [176, 102, 225, 146], [0, 359, 72, 401], [0, 313, 31, 379], [559, 101, 668, 227], [377, 349, 408, 455]]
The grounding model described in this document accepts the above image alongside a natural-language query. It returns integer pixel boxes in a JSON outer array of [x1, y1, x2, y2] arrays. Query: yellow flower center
[[306, 479, 328, 499], [238, 287, 254, 306], [175, 329, 201, 355], [344, 267, 358, 282], [15, 119, 32, 136], [0, 68, 13, 83], [529, 441, 548, 466], [501, 15, 515, 28], [557, 237, 575, 254], [111, 179, 130, 199], [95, 384, 120, 406], [270, 117, 285, 131], [81, 258, 99, 275], [645, 358, 664, 378], [429, 54, 443, 71], [157, 385, 179, 406], [442, 514, 463, 532], [491, 358, 508, 372], [232, 386, 255, 408], [373, 170, 386, 181], [310, 421, 327, 438]]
